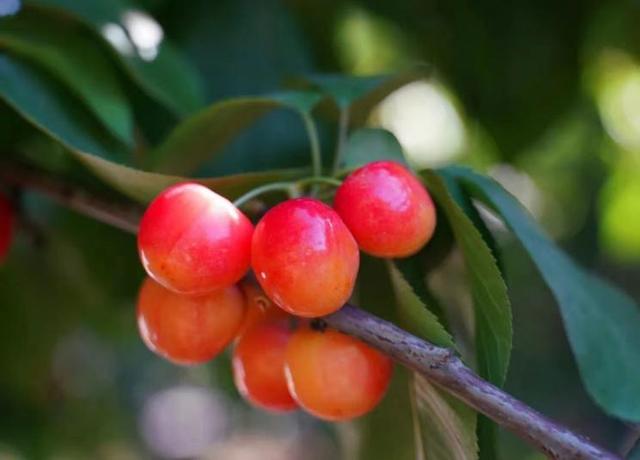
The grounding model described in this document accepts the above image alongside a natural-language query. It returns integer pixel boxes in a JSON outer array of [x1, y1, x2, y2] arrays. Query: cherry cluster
[[136, 161, 437, 421]]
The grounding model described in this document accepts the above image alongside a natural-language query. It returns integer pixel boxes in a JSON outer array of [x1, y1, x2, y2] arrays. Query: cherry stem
[[232, 177, 341, 208], [0, 161, 623, 460], [301, 112, 323, 179], [332, 107, 350, 175]]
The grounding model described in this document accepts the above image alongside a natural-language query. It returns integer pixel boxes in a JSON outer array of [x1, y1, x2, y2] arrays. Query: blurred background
[[1, 0, 639, 458]]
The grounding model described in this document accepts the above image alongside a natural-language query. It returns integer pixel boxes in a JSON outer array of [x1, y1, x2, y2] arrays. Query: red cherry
[[334, 161, 436, 258], [137, 277, 246, 365], [285, 326, 393, 421], [138, 182, 253, 295], [251, 198, 359, 317], [0, 193, 14, 263], [232, 320, 297, 412]]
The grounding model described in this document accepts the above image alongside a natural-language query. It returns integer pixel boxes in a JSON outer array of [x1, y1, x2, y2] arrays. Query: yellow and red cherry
[[136, 277, 245, 365], [251, 198, 359, 317], [138, 182, 254, 295]]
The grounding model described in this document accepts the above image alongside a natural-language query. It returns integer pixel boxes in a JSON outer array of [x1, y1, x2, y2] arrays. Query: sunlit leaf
[[447, 165, 640, 422]]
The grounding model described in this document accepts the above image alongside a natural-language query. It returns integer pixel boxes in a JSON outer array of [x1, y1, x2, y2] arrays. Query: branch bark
[[0, 163, 622, 460]]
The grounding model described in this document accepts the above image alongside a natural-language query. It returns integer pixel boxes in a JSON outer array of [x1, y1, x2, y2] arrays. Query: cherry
[[251, 198, 359, 317], [0, 193, 14, 263], [232, 320, 297, 412], [334, 161, 436, 258], [237, 279, 290, 338], [136, 277, 245, 365], [285, 326, 393, 421], [138, 182, 253, 295]]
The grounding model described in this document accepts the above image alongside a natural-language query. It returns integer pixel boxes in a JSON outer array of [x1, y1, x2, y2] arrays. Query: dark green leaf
[[423, 170, 512, 387], [0, 53, 126, 160], [152, 91, 322, 175], [26, 0, 204, 116], [339, 128, 408, 173], [0, 10, 133, 146], [447, 165, 640, 422]]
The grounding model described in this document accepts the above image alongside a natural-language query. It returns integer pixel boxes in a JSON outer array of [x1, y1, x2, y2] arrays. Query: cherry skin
[[138, 182, 254, 295], [285, 326, 393, 421], [334, 161, 437, 258], [251, 198, 359, 317], [232, 320, 297, 412], [136, 277, 246, 365], [0, 193, 14, 263], [237, 279, 290, 338]]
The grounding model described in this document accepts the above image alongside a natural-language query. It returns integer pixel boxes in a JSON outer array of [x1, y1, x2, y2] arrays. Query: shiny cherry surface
[[137, 277, 245, 365], [138, 182, 253, 295], [285, 326, 393, 421], [232, 320, 297, 412], [251, 198, 359, 317], [0, 193, 13, 263], [334, 161, 436, 258]]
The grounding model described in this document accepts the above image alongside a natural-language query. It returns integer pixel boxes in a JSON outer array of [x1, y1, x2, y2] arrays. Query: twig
[[0, 163, 621, 460]]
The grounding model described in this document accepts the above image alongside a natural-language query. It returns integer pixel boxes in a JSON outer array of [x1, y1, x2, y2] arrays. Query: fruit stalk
[[1, 161, 622, 460]]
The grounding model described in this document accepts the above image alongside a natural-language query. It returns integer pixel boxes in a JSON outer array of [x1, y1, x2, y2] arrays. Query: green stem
[[296, 176, 342, 189], [302, 112, 322, 177], [332, 107, 350, 174], [232, 182, 296, 208]]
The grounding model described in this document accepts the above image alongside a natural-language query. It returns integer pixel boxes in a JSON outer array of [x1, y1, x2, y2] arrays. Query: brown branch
[[1, 163, 622, 460]]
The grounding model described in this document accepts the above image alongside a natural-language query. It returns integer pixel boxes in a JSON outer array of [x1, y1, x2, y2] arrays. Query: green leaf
[[298, 68, 428, 125], [412, 374, 478, 460], [423, 170, 512, 387], [446, 165, 640, 422], [75, 151, 307, 203], [0, 10, 134, 146], [339, 128, 408, 173], [388, 262, 477, 460], [26, 0, 204, 116], [388, 262, 453, 348], [152, 91, 323, 175], [0, 53, 126, 160]]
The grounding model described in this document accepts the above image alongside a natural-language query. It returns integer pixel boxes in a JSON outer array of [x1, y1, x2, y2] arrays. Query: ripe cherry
[[0, 193, 14, 263], [237, 279, 290, 338], [138, 182, 253, 295], [251, 198, 359, 317], [136, 277, 245, 365], [285, 326, 393, 421], [334, 161, 436, 258], [232, 320, 297, 412]]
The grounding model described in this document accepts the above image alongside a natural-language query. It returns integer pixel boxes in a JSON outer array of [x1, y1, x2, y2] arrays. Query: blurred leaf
[[26, 0, 204, 116], [339, 127, 408, 172], [0, 10, 134, 146], [447, 166, 640, 422], [0, 53, 126, 159], [412, 375, 478, 460], [297, 68, 428, 125], [75, 151, 307, 203], [152, 91, 322, 175], [388, 262, 453, 348]]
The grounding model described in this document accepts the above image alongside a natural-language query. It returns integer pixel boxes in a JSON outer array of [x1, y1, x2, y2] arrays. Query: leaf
[[0, 53, 126, 160], [26, 0, 204, 116], [151, 91, 323, 175], [299, 68, 428, 124], [388, 262, 453, 348], [388, 262, 477, 460], [75, 151, 307, 203], [423, 170, 512, 387], [0, 10, 134, 146], [412, 375, 478, 460], [447, 165, 640, 422], [339, 128, 408, 173]]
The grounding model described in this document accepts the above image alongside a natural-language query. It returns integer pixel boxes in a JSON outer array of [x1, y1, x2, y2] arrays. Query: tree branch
[[0, 163, 621, 460]]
